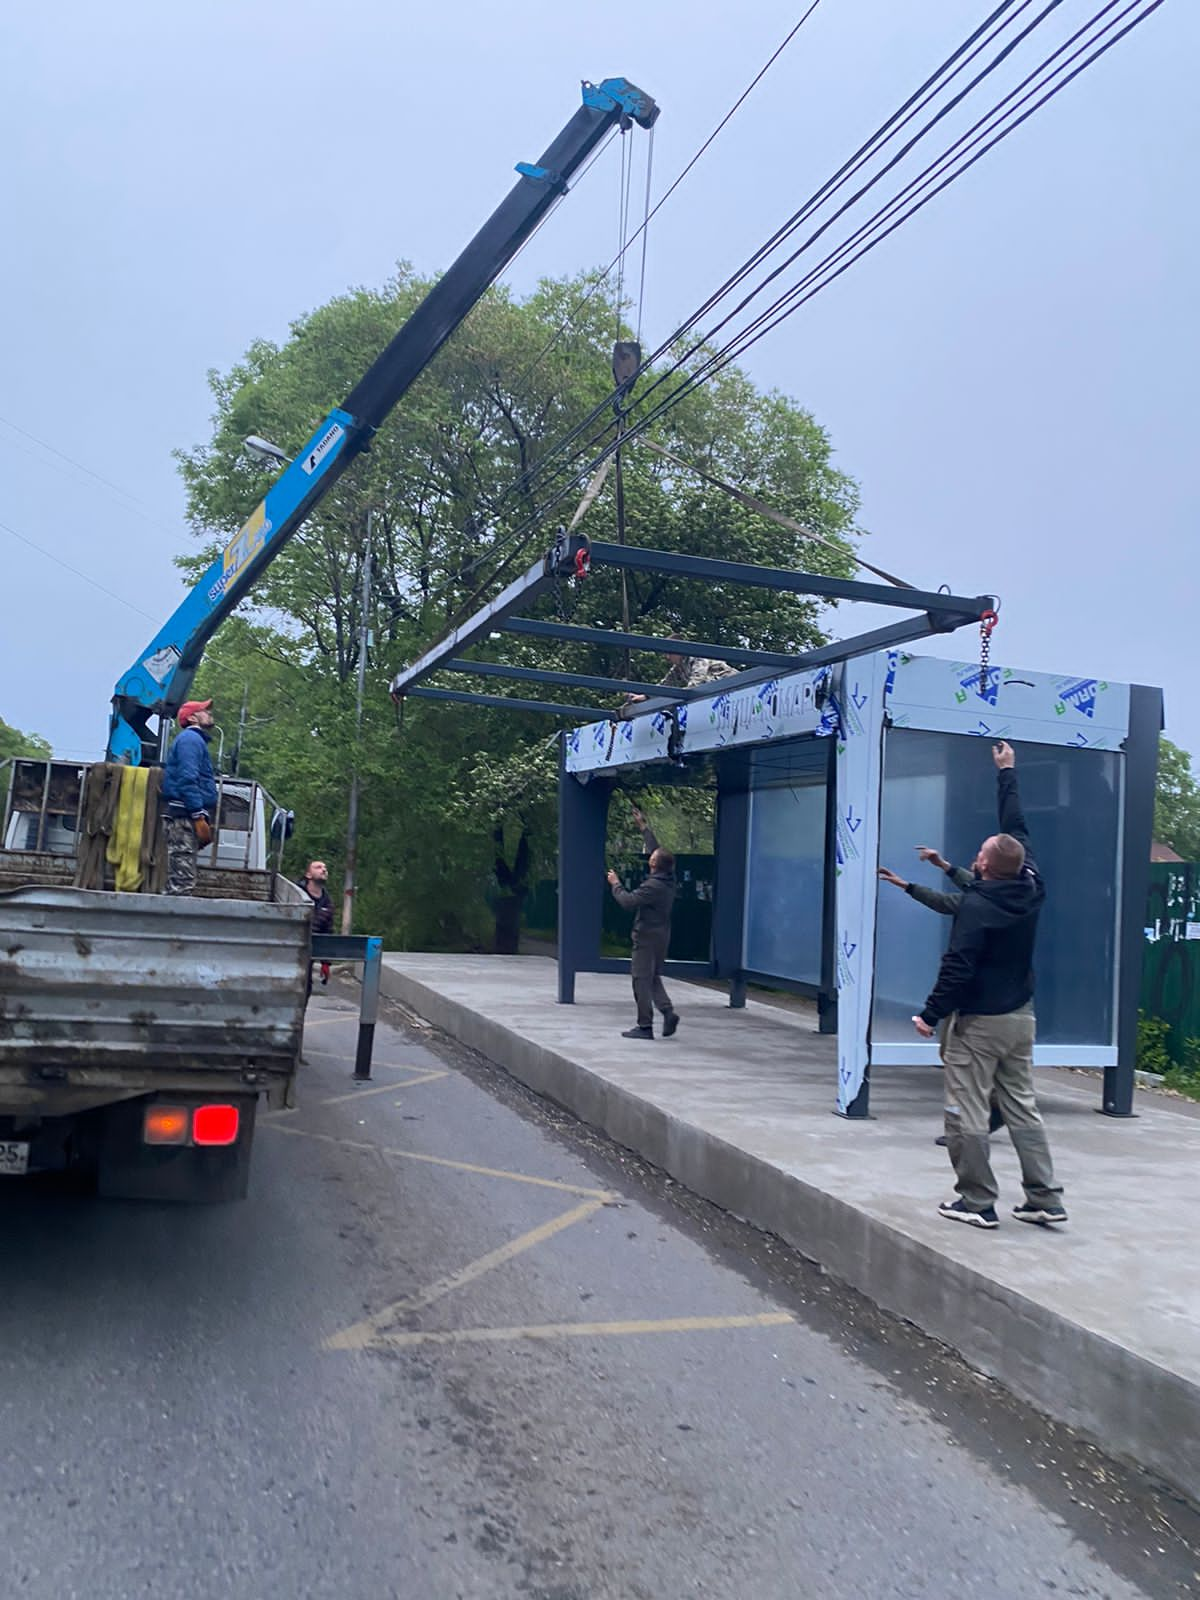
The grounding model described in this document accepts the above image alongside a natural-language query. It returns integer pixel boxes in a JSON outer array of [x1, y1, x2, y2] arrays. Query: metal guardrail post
[[310, 932, 384, 1082], [355, 937, 383, 1081]]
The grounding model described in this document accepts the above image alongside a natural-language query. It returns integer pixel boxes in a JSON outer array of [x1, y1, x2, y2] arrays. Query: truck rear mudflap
[[97, 1092, 260, 1202], [0, 1092, 261, 1201]]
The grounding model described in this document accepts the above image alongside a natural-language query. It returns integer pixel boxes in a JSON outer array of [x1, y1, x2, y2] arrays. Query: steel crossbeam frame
[[387, 533, 994, 712]]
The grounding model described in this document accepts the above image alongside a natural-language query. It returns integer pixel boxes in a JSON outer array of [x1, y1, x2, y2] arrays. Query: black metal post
[[557, 744, 612, 1002], [1108, 685, 1163, 1116], [354, 936, 383, 1081], [310, 932, 384, 1082]]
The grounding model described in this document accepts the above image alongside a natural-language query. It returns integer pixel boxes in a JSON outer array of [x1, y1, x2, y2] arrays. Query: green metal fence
[[1141, 863, 1200, 1064]]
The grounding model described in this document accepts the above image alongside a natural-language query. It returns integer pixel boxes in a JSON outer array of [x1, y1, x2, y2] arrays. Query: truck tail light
[[144, 1106, 189, 1145], [192, 1104, 240, 1147]]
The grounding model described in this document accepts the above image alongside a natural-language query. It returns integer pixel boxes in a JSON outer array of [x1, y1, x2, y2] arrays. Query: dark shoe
[[935, 1134, 949, 1147], [662, 1012, 680, 1038], [938, 1198, 998, 1229], [1012, 1201, 1068, 1226], [622, 1026, 654, 1040]]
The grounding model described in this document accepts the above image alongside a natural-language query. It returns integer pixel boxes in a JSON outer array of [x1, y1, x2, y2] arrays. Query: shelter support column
[[1108, 685, 1163, 1115], [557, 741, 612, 1004], [832, 655, 889, 1118], [713, 751, 751, 1008]]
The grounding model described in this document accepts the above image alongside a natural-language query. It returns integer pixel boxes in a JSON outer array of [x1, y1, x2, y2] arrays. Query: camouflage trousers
[[164, 816, 198, 896]]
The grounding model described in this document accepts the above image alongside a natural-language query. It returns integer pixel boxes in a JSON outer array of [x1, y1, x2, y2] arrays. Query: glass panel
[[218, 790, 252, 829], [743, 740, 828, 984], [873, 730, 1121, 1045]]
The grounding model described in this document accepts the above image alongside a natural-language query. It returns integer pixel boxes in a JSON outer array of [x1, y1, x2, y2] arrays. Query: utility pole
[[231, 682, 249, 776], [341, 512, 373, 934]]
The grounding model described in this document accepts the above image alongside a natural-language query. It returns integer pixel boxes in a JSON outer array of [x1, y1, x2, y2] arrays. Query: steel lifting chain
[[979, 608, 999, 695], [557, 541, 589, 622], [547, 528, 573, 622]]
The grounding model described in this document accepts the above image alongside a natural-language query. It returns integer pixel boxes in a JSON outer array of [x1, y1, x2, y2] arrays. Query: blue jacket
[[162, 727, 218, 817]]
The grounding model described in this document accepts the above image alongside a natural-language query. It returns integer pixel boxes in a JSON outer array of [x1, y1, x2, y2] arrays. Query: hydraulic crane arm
[[108, 77, 658, 764]]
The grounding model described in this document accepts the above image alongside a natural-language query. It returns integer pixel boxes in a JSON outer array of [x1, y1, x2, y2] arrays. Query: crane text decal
[[214, 503, 273, 600], [301, 422, 345, 476]]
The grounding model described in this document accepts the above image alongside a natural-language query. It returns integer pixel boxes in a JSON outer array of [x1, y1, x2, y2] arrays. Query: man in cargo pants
[[877, 850, 1007, 1147], [161, 700, 218, 897], [607, 803, 679, 1041], [911, 741, 1066, 1230]]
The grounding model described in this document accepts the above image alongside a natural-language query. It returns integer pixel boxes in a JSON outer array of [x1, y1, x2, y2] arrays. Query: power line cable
[[454, 0, 1042, 568], [499, 6, 829, 418], [0, 512, 271, 694], [0, 514, 159, 622], [0, 413, 175, 527], [441, 0, 1166, 619], [625, 0, 1161, 415], [441, 2, 1052, 607]]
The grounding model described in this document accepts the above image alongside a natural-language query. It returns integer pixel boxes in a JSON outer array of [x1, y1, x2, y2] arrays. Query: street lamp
[[243, 434, 292, 468]]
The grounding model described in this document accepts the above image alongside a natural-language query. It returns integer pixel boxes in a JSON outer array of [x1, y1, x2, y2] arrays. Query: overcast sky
[[1, 0, 1195, 764]]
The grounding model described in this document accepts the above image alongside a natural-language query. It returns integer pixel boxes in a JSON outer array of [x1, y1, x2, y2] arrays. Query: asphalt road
[[2, 990, 1197, 1600]]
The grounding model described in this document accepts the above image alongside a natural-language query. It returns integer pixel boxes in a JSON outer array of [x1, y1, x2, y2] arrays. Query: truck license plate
[[0, 1141, 30, 1176]]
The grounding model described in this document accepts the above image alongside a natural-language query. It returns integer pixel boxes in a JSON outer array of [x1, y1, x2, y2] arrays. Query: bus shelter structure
[[390, 532, 1160, 1116]]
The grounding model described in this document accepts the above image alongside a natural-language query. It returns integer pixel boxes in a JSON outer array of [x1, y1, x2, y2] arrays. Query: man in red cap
[[161, 699, 218, 896]]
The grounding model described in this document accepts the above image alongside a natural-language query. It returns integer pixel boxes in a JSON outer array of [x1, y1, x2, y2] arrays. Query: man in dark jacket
[[607, 802, 679, 1040], [299, 860, 335, 1001], [905, 741, 1066, 1230], [160, 699, 218, 896], [878, 851, 1007, 1148]]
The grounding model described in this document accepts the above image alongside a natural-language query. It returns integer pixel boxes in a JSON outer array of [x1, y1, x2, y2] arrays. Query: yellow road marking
[[354, 1312, 795, 1352], [263, 1121, 613, 1200], [319, 1070, 448, 1106], [326, 1198, 605, 1350]]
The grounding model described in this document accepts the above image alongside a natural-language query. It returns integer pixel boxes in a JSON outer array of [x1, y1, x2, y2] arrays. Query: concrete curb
[[380, 962, 1200, 1504]]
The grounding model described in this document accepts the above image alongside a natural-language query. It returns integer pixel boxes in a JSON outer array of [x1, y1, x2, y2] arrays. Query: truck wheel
[[97, 1095, 258, 1203]]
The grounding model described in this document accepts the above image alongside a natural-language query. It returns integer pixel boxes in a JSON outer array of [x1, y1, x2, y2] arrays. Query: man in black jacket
[[909, 741, 1066, 1230], [607, 802, 679, 1040], [878, 851, 1007, 1148], [299, 860, 335, 1003]]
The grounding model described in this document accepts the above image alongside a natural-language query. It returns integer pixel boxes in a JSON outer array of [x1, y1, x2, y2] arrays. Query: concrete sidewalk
[[379, 953, 1200, 1502]]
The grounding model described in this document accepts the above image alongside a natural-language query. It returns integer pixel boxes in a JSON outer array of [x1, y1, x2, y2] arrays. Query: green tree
[[0, 716, 51, 762], [1155, 737, 1200, 861], [177, 270, 861, 948]]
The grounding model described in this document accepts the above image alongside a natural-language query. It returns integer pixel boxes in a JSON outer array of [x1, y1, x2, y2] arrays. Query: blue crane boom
[[107, 77, 658, 764]]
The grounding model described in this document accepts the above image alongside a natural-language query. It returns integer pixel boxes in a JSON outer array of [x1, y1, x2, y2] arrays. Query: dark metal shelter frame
[[390, 530, 1159, 1120], [390, 530, 995, 715]]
